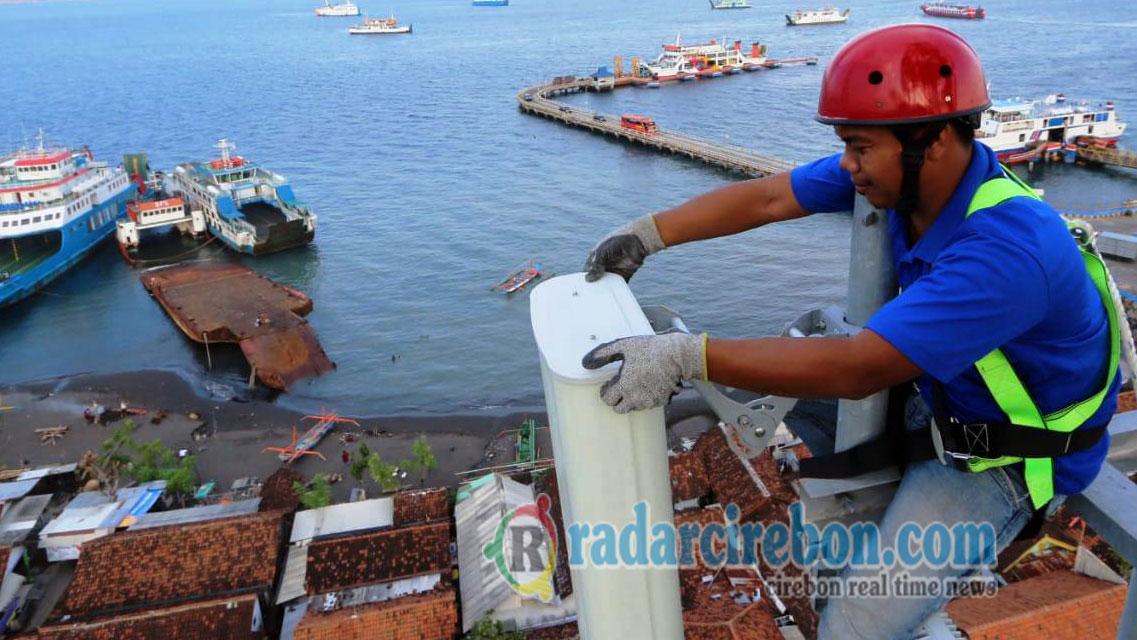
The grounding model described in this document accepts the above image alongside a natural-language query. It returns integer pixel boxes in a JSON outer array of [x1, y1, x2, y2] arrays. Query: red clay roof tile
[[54, 511, 282, 621], [393, 488, 450, 525], [259, 467, 306, 513], [303, 521, 450, 595], [39, 594, 264, 640], [292, 583, 458, 640], [670, 451, 711, 504]]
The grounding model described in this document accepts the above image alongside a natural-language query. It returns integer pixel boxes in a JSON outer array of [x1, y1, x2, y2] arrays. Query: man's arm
[[653, 172, 811, 247], [705, 329, 923, 400]]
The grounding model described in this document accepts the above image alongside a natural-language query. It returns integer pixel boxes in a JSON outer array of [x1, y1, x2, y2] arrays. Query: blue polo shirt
[[790, 142, 1116, 496]]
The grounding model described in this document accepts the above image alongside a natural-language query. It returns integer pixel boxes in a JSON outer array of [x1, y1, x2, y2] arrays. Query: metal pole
[[801, 196, 900, 497], [203, 332, 212, 371]]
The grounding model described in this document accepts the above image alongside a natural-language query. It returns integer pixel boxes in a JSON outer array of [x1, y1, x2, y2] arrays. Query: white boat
[[314, 0, 359, 17], [639, 34, 768, 82], [785, 6, 849, 25], [348, 14, 412, 35], [977, 95, 1127, 164], [709, 0, 752, 9]]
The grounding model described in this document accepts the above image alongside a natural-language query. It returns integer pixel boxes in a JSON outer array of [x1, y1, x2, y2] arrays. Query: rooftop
[[392, 487, 450, 525], [53, 510, 282, 621], [38, 593, 264, 640], [303, 520, 450, 595], [259, 467, 306, 513], [291, 583, 458, 640], [946, 569, 1127, 639], [290, 497, 394, 544]]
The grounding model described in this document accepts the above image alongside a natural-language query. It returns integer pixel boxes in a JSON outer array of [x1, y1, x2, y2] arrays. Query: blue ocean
[[1, 0, 1135, 415]]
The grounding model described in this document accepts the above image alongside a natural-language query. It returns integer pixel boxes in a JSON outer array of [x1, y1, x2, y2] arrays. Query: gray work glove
[[584, 214, 667, 283], [581, 333, 707, 414]]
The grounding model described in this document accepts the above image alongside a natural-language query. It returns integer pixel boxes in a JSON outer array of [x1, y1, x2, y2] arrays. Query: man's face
[[834, 125, 903, 210]]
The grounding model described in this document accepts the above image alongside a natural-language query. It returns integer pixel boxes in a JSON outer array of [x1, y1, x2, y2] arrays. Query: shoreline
[[0, 369, 722, 502]]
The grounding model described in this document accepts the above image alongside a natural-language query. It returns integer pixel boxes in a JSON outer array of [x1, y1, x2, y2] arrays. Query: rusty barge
[[141, 261, 335, 390]]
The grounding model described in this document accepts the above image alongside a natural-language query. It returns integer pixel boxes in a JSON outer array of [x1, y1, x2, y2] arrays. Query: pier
[[1078, 142, 1137, 171], [517, 77, 797, 177]]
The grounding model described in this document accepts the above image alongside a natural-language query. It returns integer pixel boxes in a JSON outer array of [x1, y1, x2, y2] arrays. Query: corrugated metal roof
[[127, 498, 261, 530], [0, 494, 52, 545], [289, 497, 394, 543], [276, 544, 309, 604], [40, 503, 120, 537], [0, 480, 38, 502], [97, 481, 166, 529], [455, 473, 537, 633], [16, 463, 77, 481]]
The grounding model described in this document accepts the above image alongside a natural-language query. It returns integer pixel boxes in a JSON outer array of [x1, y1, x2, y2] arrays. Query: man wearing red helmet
[[582, 23, 1117, 638]]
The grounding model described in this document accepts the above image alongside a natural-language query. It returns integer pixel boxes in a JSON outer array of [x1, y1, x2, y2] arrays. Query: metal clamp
[[641, 305, 798, 458]]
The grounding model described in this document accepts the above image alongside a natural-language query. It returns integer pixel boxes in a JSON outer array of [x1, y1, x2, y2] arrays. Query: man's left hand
[[581, 333, 707, 414]]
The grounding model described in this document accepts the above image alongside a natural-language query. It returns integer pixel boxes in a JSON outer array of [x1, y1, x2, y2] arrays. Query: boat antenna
[[36, 128, 45, 154], [215, 138, 235, 165]]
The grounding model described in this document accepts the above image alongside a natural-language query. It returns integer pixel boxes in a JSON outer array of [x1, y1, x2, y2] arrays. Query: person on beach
[[581, 24, 1118, 639]]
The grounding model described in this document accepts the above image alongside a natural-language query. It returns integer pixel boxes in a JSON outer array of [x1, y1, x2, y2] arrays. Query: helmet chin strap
[[893, 122, 947, 218]]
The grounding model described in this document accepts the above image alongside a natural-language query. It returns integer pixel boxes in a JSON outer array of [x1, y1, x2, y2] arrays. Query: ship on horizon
[[169, 139, 316, 256], [314, 0, 360, 17], [920, 3, 985, 19], [349, 13, 412, 34], [0, 132, 134, 309], [639, 35, 769, 82], [786, 6, 849, 25], [709, 0, 752, 9]]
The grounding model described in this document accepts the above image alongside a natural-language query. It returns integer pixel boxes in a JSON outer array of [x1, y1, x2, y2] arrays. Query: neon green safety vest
[[960, 168, 1120, 510]]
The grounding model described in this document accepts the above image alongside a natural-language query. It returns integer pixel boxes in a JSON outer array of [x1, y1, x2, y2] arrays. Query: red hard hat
[[816, 24, 991, 125]]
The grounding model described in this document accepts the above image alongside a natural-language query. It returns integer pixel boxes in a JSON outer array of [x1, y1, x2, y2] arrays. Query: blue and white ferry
[[170, 139, 316, 255], [0, 133, 134, 309]]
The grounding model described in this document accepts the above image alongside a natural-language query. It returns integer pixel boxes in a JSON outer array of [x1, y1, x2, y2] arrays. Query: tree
[[88, 420, 198, 497], [293, 473, 332, 509], [365, 452, 404, 493], [408, 435, 437, 486], [464, 617, 523, 640], [349, 442, 370, 487]]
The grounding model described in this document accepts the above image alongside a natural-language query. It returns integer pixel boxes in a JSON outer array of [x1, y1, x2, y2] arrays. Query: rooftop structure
[[38, 593, 264, 640], [290, 497, 394, 544], [39, 482, 166, 561], [126, 498, 262, 530], [291, 584, 457, 640], [52, 510, 282, 622]]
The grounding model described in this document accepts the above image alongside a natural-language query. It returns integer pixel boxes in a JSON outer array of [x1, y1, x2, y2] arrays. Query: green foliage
[[97, 419, 197, 495], [464, 617, 524, 640], [293, 474, 332, 509], [365, 452, 403, 493], [410, 435, 437, 481]]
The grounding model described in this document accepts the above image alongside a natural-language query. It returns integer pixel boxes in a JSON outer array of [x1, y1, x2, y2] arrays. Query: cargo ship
[[920, 3, 985, 19], [786, 6, 849, 25], [709, 0, 752, 8], [314, 0, 359, 16], [169, 140, 316, 255], [0, 132, 134, 308], [977, 95, 1127, 164], [348, 14, 412, 34], [639, 36, 769, 81]]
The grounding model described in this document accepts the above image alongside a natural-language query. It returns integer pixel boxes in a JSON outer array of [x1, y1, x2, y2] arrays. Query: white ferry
[[314, 0, 359, 17], [978, 95, 1127, 164], [709, 0, 752, 8], [786, 6, 849, 25], [0, 132, 134, 308], [348, 14, 412, 35], [640, 36, 769, 81], [170, 140, 316, 255]]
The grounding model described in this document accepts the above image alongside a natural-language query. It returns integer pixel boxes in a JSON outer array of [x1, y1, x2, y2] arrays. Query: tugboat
[[114, 155, 207, 266], [785, 6, 850, 25], [169, 140, 316, 255], [348, 13, 412, 35], [920, 3, 985, 19], [977, 95, 1127, 164], [0, 131, 134, 308], [314, 0, 359, 16]]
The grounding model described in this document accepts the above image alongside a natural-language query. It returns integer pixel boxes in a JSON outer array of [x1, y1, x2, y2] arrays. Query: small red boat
[[920, 3, 985, 19], [493, 259, 545, 294]]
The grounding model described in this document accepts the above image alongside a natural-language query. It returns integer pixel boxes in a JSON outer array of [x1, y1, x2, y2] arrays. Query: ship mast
[[215, 138, 236, 166]]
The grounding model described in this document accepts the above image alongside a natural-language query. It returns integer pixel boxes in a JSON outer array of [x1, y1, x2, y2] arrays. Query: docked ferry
[[977, 95, 1127, 164], [170, 140, 316, 255], [639, 37, 769, 81], [0, 134, 134, 308], [314, 0, 359, 16], [920, 3, 985, 19], [786, 6, 849, 25]]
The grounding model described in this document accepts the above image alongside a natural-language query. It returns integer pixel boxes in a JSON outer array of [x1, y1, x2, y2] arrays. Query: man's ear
[[924, 124, 954, 163]]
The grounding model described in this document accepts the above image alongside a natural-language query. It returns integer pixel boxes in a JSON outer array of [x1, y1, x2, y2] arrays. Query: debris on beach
[[37, 425, 68, 445], [140, 261, 336, 391]]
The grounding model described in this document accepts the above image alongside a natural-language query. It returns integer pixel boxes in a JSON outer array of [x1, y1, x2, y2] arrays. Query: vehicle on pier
[[0, 131, 134, 309], [785, 6, 849, 25], [639, 35, 768, 81], [920, 3, 985, 19], [170, 139, 316, 255], [621, 115, 659, 135], [314, 0, 359, 16], [978, 95, 1127, 164]]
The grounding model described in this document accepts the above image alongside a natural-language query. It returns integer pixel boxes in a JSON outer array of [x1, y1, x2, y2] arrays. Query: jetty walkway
[[1078, 143, 1137, 171], [517, 78, 797, 177]]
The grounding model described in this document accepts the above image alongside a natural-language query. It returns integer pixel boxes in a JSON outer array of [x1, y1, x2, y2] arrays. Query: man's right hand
[[583, 215, 667, 282]]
